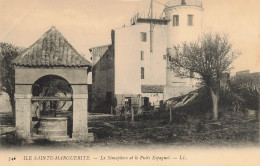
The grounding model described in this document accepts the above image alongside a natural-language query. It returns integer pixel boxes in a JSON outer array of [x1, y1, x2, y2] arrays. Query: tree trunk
[[210, 87, 219, 121]]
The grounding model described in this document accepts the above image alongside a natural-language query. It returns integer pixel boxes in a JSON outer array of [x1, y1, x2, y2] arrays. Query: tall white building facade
[[90, 0, 203, 113]]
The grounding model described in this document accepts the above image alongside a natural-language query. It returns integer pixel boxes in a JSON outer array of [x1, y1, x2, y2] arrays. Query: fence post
[[131, 107, 134, 122], [170, 107, 172, 123], [125, 109, 128, 122]]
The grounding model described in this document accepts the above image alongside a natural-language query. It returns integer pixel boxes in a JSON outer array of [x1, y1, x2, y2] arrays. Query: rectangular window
[[173, 15, 179, 26], [141, 67, 144, 79], [188, 15, 193, 26], [141, 51, 144, 60], [140, 32, 147, 42]]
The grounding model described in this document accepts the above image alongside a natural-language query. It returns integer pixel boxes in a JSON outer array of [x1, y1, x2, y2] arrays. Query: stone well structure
[[12, 26, 93, 141]]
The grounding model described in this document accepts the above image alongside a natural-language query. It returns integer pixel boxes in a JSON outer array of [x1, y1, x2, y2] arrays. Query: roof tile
[[141, 85, 164, 93], [13, 26, 91, 68]]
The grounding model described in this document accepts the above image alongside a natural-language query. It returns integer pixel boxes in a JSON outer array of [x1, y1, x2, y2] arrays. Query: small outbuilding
[[13, 26, 93, 141]]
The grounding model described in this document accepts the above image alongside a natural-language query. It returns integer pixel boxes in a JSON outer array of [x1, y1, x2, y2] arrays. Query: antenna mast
[[150, 0, 153, 52]]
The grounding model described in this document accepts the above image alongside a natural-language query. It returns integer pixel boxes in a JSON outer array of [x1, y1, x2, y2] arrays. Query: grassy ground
[[87, 110, 259, 147], [1, 109, 259, 149]]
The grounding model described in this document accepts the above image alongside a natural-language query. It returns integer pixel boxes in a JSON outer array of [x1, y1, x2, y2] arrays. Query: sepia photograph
[[0, 0, 259, 165]]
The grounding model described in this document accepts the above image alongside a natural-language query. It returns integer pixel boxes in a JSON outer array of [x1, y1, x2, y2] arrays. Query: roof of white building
[[141, 85, 164, 93]]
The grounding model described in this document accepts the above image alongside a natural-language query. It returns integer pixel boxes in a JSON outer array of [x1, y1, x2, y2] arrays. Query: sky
[[0, 0, 259, 73]]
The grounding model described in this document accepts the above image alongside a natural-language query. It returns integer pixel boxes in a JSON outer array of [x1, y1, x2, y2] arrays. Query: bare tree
[[169, 33, 240, 120]]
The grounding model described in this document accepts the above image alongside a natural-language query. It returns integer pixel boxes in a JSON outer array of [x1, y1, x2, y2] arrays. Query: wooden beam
[[137, 18, 170, 24], [31, 96, 72, 101]]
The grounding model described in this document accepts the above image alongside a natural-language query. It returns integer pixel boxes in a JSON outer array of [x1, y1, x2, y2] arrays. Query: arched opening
[[32, 75, 72, 96], [31, 75, 73, 138]]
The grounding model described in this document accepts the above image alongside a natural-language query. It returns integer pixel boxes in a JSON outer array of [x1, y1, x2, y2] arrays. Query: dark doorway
[[143, 97, 149, 106]]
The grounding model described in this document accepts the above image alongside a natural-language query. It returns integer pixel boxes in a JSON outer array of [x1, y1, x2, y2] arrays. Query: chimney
[[181, 0, 186, 5]]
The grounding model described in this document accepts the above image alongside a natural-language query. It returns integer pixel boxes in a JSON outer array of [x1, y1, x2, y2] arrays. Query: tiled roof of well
[[141, 85, 164, 93], [13, 26, 91, 67]]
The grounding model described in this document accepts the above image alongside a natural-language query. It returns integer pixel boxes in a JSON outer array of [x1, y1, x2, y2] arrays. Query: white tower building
[[164, 0, 204, 99], [165, 0, 203, 47]]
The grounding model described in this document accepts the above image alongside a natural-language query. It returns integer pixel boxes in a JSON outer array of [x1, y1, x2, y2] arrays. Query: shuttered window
[[140, 32, 147, 42], [141, 51, 144, 60], [188, 15, 193, 26], [173, 15, 179, 26], [141, 67, 144, 79]]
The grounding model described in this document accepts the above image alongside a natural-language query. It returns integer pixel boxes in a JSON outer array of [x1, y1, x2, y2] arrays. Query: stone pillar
[[72, 94, 93, 141], [15, 94, 32, 139]]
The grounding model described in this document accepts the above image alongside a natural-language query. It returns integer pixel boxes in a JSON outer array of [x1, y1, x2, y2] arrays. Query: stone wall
[[91, 45, 115, 113], [15, 68, 88, 86]]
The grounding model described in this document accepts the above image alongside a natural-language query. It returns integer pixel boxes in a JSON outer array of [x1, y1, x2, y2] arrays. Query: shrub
[[219, 73, 259, 110]]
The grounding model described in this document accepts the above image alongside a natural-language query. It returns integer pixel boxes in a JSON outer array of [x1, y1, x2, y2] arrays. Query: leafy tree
[[0, 43, 23, 113], [230, 73, 260, 120], [168, 33, 240, 120]]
